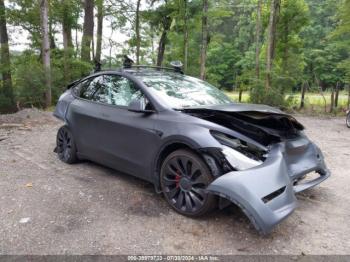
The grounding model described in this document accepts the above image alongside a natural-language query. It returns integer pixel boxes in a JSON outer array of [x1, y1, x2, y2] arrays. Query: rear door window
[[72, 77, 99, 99], [80, 77, 103, 100], [75, 74, 153, 109]]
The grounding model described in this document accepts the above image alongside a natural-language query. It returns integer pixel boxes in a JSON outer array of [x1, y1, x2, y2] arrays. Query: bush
[[11, 50, 93, 108], [249, 83, 287, 108], [0, 92, 14, 112], [13, 51, 46, 108]]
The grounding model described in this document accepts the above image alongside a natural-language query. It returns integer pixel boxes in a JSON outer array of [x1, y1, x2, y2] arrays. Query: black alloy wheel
[[160, 149, 216, 217], [56, 126, 77, 164]]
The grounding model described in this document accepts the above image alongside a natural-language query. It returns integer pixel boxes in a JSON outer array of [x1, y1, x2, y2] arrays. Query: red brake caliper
[[175, 171, 181, 188]]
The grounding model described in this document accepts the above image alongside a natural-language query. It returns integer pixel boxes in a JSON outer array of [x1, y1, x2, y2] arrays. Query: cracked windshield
[[140, 73, 233, 109]]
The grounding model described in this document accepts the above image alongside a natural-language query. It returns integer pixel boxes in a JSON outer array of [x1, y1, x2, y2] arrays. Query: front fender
[[206, 141, 330, 234], [53, 89, 75, 122], [207, 147, 297, 234]]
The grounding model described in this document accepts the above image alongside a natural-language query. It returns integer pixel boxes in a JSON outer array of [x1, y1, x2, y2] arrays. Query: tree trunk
[[300, 81, 306, 109], [62, 0, 73, 86], [281, 22, 289, 74], [95, 0, 103, 63], [183, 0, 189, 72], [91, 31, 95, 61], [75, 27, 79, 58], [108, 27, 114, 68], [156, 16, 172, 67], [238, 89, 243, 102], [348, 84, 350, 110], [330, 87, 335, 113], [335, 81, 340, 108], [81, 0, 94, 63], [0, 0, 14, 111], [49, 15, 56, 49], [265, 0, 280, 90], [157, 30, 167, 67], [151, 30, 156, 64], [62, 16, 73, 50], [40, 0, 51, 108], [109, 39, 112, 68], [135, 0, 141, 65], [200, 0, 208, 80], [255, 0, 262, 80]]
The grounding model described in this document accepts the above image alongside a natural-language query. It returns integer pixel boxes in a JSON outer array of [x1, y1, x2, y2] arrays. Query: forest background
[[0, 0, 349, 114]]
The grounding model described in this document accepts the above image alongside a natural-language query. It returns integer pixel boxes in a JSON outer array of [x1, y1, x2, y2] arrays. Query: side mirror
[[128, 99, 155, 114]]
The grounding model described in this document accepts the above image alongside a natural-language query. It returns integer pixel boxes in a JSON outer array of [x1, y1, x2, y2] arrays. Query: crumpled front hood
[[191, 103, 286, 115], [182, 103, 304, 146]]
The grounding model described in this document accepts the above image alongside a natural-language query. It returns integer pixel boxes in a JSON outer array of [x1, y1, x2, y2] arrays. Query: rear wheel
[[347, 112, 350, 128], [56, 126, 77, 164], [160, 149, 216, 217]]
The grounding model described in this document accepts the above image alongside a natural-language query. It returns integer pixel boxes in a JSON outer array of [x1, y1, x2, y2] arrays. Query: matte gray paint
[[207, 138, 330, 234], [54, 69, 330, 234]]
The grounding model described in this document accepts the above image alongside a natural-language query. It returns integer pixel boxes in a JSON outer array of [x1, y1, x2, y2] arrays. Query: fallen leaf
[[25, 182, 33, 188], [19, 217, 30, 224]]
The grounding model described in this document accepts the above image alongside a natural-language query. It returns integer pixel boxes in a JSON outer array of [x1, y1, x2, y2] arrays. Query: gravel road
[[0, 109, 349, 255]]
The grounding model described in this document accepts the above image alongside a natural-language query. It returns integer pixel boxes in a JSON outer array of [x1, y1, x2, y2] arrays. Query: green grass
[[225, 92, 250, 103], [225, 91, 350, 115], [225, 91, 349, 107]]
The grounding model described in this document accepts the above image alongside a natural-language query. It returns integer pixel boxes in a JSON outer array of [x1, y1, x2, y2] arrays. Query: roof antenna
[[123, 55, 134, 68], [170, 61, 184, 74], [94, 60, 102, 72]]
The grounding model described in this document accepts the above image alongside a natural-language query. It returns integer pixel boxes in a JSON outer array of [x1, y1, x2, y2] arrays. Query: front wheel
[[347, 111, 350, 128], [160, 149, 216, 217], [56, 126, 78, 164]]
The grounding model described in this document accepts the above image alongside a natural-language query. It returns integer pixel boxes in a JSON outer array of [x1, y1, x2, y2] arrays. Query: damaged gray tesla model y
[[54, 61, 330, 234]]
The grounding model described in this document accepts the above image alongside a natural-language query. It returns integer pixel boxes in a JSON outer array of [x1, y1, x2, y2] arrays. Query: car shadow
[[68, 160, 299, 239]]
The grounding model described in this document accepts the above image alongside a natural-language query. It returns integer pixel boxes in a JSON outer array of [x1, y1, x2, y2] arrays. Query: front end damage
[[206, 139, 330, 234], [185, 107, 330, 234]]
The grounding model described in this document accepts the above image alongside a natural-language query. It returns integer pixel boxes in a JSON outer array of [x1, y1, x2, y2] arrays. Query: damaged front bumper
[[206, 137, 330, 234]]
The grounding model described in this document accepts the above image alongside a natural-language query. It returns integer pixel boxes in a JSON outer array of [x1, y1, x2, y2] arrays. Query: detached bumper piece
[[207, 137, 330, 235]]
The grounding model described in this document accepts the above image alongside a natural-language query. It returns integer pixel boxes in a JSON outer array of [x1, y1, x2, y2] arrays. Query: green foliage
[[12, 51, 46, 107], [250, 83, 286, 108], [11, 50, 92, 108], [0, 88, 14, 112], [205, 0, 257, 89], [274, 0, 309, 90], [206, 42, 240, 89], [0, 0, 349, 110], [301, 0, 347, 88], [332, 0, 350, 83]]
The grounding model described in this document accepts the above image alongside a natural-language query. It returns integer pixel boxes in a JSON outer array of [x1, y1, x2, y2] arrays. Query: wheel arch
[[153, 141, 195, 191], [152, 139, 229, 193]]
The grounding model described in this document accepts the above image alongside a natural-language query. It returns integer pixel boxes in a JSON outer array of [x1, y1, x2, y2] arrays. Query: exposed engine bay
[[181, 107, 330, 234], [183, 109, 304, 146]]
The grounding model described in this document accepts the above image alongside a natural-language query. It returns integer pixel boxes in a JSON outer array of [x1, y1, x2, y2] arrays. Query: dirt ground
[[0, 109, 349, 255]]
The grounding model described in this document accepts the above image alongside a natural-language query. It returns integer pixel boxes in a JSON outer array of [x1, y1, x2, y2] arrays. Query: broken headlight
[[211, 131, 267, 171]]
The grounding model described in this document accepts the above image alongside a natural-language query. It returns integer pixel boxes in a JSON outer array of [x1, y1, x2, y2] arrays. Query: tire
[[56, 126, 78, 164], [347, 112, 350, 128], [160, 149, 216, 217]]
